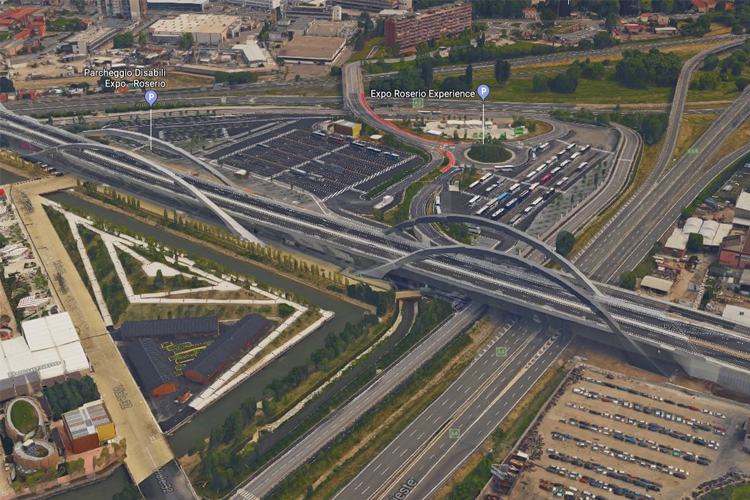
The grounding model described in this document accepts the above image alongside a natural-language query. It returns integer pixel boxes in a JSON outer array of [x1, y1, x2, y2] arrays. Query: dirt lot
[[508, 365, 750, 500]]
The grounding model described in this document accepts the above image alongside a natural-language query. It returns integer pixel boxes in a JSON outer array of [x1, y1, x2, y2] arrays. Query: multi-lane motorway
[[335, 319, 568, 500]]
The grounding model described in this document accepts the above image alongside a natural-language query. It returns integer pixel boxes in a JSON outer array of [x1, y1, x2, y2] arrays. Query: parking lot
[[507, 365, 749, 500]]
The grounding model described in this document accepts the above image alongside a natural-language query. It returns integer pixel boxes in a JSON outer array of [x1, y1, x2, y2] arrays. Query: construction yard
[[504, 365, 750, 500]]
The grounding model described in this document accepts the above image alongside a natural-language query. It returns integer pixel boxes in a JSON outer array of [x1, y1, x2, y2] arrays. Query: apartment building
[[384, 1, 472, 48]]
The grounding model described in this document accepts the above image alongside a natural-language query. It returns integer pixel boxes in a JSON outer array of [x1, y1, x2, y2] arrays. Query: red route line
[[439, 149, 454, 172], [358, 93, 454, 146]]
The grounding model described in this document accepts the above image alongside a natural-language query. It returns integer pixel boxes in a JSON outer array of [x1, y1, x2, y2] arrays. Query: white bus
[[529, 182, 540, 191], [479, 173, 493, 183], [491, 207, 505, 219], [435, 195, 441, 207], [468, 195, 481, 206], [468, 180, 480, 189], [539, 142, 550, 151], [485, 183, 498, 193], [510, 213, 523, 226], [555, 176, 569, 187], [576, 161, 589, 171], [525, 172, 536, 181], [535, 165, 546, 174], [531, 196, 544, 206], [494, 165, 514, 171], [509, 183, 521, 192], [560, 159, 572, 168], [580, 144, 591, 153], [570, 152, 581, 160], [476, 204, 492, 216], [565, 143, 577, 152], [435, 206, 442, 215], [550, 166, 562, 175]]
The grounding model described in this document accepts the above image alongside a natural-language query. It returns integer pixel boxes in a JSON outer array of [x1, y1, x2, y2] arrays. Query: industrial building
[[149, 14, 241, 45], [719, 231, 750, 269], [640, 275, 673, 295], [277, 35, 347, 64], [127, 338, 179, 398], [184, 314, 272, 384], [100, 0, 146, 21], [284, 0, 337, 20], [119, 316, 219, 340], [230, 41, 268, 66], [664, 217, 732, 257], [330, 0, 398, 12], [147, 0, 208, 11], [733, 191, 750, 227], [62, 400, 116, 454], [0, 313, 89, 401], [384, 1, 472, 48], [226, 0, 280, 11], [331, 119, 361, 137], [305, 19, 358, 39]]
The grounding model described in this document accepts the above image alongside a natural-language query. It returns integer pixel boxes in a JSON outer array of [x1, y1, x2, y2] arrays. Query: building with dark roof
[[184, 314, 272, 385], [128, 338, 179, 398], [120, 316, 219, 340]]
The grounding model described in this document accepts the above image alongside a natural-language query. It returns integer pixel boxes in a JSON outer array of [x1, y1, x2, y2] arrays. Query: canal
[[44, 191, 366, 457], [2, 167, 367, 497]]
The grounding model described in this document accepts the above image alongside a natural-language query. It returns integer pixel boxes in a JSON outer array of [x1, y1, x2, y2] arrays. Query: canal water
[[1, 167, 365, 497], [43, 191, 366, 457]]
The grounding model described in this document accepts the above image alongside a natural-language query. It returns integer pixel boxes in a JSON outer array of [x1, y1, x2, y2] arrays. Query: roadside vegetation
[[467, 140, 511, 163], [372, 167, 443, 225]]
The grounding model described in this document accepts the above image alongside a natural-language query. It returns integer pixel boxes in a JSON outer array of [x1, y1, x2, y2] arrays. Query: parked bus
[[535, 165, 546, 174], [565, 143, 577, 153], [366, 147, 382, 155], [509, 183, 521, 192], [485, 183, 498, 193], [518, 189, 531, 201], [543, 188, 557, 200], [497, 192, 510, 203], [491, 207, 505, 219], [540, 173, 552, 183], [479, 173, 493, 183], [435, 206, 442, 215], [550, 166, 562, 175], [505, 197, 518, 209], [351, 141, 366, 149], [468, 195, 481, 206], [580, 144, 591, 153], [531, 196, 544, 207], [476, 204, 492, 216], [313, 131, 326, 139], [529, 182, 540, 191], [494, 165, 514, 171], [525, 172, 536, 181], [555, 177, 569, 188], [539, 142, 550, 151], [510, 213, 523, 226], [560, 159, 572, 168], [570, 152, 581, 160], [435, 195, 441, 207], [576, 161, 589, 171]]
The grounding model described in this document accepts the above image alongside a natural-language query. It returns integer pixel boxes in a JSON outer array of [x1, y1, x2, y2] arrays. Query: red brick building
[[719, 232, 750, 269], [384, 1, 472, 48]]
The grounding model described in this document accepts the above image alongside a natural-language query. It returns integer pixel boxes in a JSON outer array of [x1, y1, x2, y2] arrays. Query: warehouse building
[[119, 316, 219, 340], [640, 276, 673, 295], [330, 0, 398, 12], [149, 14, 241, 45], [277, 35, 347, 65], [733, 191, 750, 228], [62, 400, 116, 454], [0, 313, 89, 401], [147, 0, 208, 11], [226, 0, 280, 11], [384, 1, 472, 48], [127, 338, 179, 398], [331, 119, 361, 137], [184, 314, 272, 384]]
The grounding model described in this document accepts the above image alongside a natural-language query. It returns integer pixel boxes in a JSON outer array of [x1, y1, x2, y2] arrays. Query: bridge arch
[[386, 214, 599, 296], [28, 142, 264, 246], [82, 129, 236, 188], [365, 243, 666, 376]]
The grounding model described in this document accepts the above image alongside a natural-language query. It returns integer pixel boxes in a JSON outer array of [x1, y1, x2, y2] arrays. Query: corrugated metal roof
[[127, 338, 178, 394], [185, 314, 272, 379], [63, 400, 111, 441], [120, 316, 219, 339]]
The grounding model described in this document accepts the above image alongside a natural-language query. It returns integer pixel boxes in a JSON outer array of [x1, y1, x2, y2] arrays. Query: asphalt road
[[228, 304, 485, 500], [334, 318, 545, 499]]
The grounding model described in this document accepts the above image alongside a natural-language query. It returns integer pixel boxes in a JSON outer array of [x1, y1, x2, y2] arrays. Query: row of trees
[[550, 107, 669, 145], [43, 376, 100, 420], [615, 49, 682, 89], [346, 282, 396, 316], [214, 71, 259, 85]]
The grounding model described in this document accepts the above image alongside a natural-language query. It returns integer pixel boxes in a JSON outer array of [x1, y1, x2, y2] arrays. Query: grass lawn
[[350, 37, 384, 62], [11, 400, 39, 435], [709, 117, 750, 164], [701, 482, 750, 500], [674, 114, 718, 159], [473, 71, 673, 105]]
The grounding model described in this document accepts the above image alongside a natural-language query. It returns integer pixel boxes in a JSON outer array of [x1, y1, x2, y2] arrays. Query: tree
[[138, 33, 147, 45], [465, 64, 473, 87], [179, 32, 194, 50], [494, 58, 511, 85], [555, 231, 576, 257], [113, 32, 134, 49], [605, 12, 619, 31], [736, 78, 749, 91], [619, 271, 637, 290], [687, 233, 704, 253], [703, 53, 719, 71], [532, 75, 549, 92], [0, 76, 15, 93]]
